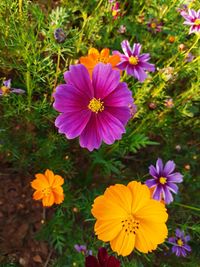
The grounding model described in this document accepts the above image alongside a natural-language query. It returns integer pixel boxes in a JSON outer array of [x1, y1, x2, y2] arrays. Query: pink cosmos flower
[[181, 9, 200, 34], [113, 40, 155, 82], [53, 63, 135, 151]]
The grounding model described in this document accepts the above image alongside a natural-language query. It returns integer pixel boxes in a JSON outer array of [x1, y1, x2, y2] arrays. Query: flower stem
[[173, 202, 200, 212], [51, 47, 61, 101]]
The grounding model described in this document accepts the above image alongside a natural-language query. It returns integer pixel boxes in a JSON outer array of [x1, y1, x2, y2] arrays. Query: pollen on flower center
[[177, 239, 183, 246], [121, 216, 140, 235], [159, 176, 167, 185], [129, 56, 139, 65], [97, 56, 109, 64], [151, 22, 157, 28], [42, 187, 52, 196], [1, 86, 10, 95], [194, 18, 200, 26], [88, 98, 104, 113]]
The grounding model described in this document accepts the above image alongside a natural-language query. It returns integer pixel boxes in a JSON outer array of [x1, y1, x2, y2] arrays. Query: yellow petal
[[45, 169, 55, 186], [33, 190, 43, 200], [100, 48, 110, 58], [136, 199, 168, 223], [127, 181, 150, 213], [52, 175, 64, 188], [42, 193, 54, 207], [94, 219, 122, 242], [92, 195, 127, 220], [110, 229, 136, 256], [88, 47, 99, 56]]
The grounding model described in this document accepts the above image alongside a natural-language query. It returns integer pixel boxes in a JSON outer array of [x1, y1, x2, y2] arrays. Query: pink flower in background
[[113, 40, 155, 82], [181, 9, 200, 34], [147, 18, 163, 33], [53, 63, 135, 151], [111, 2, 120, 19], [118, 25, 126, 34]]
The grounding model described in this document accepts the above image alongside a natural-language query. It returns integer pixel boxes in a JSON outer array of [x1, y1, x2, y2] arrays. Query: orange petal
[[45, 169, 55, 186], [108, 55, 121, 67], [42, 193, 54, 207], [94, 219, 121, 242], [80, 56, 96, 69], [100, 48, 110, 58], [31, 175, 49, 190], [52, 175, 64, 188], [88, 47, 99, 56], [33, 190, 43, 200], [53, 192, 64, 204], [52, 186, 64, 195]]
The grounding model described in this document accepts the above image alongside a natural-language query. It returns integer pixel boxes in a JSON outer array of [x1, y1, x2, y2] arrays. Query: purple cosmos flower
[[54, 28, 66, 43], [0, 79, 25, 96], [147, 18, 163, 33], [85, 247, 120, 267], [168, 229, 191, 257], [181, 9, 200, 34], [185, 52, 195, 62], [74, 244, 92, 256], [145, 158, 183, 204], [53, 63, 135, 151], [113, 40, 155, 82]]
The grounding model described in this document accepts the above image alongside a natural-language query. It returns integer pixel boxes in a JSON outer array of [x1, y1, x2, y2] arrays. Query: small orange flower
[[80, 48, 120, 76], [31, 169, 64, 207]]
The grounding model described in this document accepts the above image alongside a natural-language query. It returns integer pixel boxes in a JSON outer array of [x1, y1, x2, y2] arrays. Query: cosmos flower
[[147, 18, 163, 33], [85, 247, 120, 267], [168, 229, 191, 257], [91, 181, 168, 256], [113, 40, 155, 82], [53, 63, 135, 151], [31, 169, 64, 207], [181, 9, 200, 34], [146, 158, 183, 204], [80, 48, 120, 77], [74, 244, 92, 256], [54, 28, 66, 43], [111, 2, 121, 19], [0, 79, 25, 96]]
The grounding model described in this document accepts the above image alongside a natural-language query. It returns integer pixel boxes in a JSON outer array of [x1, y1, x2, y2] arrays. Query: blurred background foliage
[[0, 0, 200, 266]]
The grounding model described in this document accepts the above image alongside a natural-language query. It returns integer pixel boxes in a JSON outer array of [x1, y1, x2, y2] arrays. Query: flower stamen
[[121, 216, 140, 235], [194, 18, 200, 26], [159, 177, 167, 185], [129, 56, 139, 65], [88, 98, 104, 113], [177, 239, 183, 246]]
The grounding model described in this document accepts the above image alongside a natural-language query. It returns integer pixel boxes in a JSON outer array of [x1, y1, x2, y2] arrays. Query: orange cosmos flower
[[80, 48, 120, 76], [91, 181, 168, 256], [31, 169, 64, 207]]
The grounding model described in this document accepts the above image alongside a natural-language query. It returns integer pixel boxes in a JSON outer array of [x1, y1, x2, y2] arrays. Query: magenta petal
[[136, 66, 148, 82], [117, 60, 129, 70], [104, 82, 133, 107], [53, 84, 89, 112], [138, 62, 155, 72], [98, 111, 125, 145], [79, 113, 102, 151], [55, 110, 91, 139], [105, 106, 131, 125], [92, 63, 120, 99], [139, 53, 150, 62], [64, 64, 93, 99], [121, 40, 132, 57], [145, 179, 157, 188], [132, 43, 141, 56]]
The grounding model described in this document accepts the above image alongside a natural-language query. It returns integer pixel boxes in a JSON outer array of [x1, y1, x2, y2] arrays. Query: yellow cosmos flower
[[80, 48, 120, 77], [31, 169, 64, 207], [91, 181, 168, 256]]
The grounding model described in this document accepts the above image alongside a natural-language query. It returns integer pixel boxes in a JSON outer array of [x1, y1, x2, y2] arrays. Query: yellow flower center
[[88, 98, 104, 113], [129, 56, 139, 65], [194, 19, 200, 26], [177, 239, 183, 246], [97, 56, 109, 64], [121, 216, 140, 235], [159, 177, 167, 184], [42, 186, 52, 196], [112, 10, 118, 17], [1, 86, 10, 95], [151, 22, 157, 28]]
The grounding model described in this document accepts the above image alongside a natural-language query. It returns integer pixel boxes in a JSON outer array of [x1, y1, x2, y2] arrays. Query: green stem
[[52, 47, 61, 100], [26, 70, 32, 108], [173, 202, 200, 212]]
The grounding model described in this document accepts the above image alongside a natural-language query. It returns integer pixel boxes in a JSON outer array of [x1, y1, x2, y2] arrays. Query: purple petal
[[138, 62, 155, 72], [149, 165, 158, 178], [55, 110, 91, 139], [136, 66, 148, 82], [104, 82, 133, 108], [167, 172, 183, 183], [189, 9, 197, 18], [167, 182, 178, 194], [172, 245, 179, 255], [156, 158, 164, 174], [11, 88, 25, 94], [163, 160, 176, 175], [132, 43, 141, 56], [53, 84, 89, 113], [139, 53, 150, 62], [152, 185, 162, 201], [121, 40, 132, 57], [3, 79, 11, 88], [176, 229, 184, 238], [92, 63, 120, 99], [105, 106, 131, 125], [117, 60, 129, 70], [163, 187, 173, 204], [168, 237, 176, 243], [189, 25, 197, 34], [98, 110, 125, 145], [180, 248, 187, 257], [184, 235, 190, 242], [79, 113, 102, 151], [183, 244, 191, 252], [145, 179, 157, 188], [64, 64, 93, 99]]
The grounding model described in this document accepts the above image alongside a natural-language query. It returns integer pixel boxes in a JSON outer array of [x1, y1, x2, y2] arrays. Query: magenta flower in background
[[181, 9, 200, 34], [85, 247, 120, 267], [145, 158, 183, 204], [53, 63, 135, 151], [113, 40, 155, 82], [111, 2, 120, 19], [0, 79, 25, 96], [168, 229, 191, 257], [147, 18, 163, 33], [74, 244, 92, 256]]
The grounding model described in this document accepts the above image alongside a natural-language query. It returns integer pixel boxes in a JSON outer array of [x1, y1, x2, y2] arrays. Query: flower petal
[[45, 169, 55, 186], [166, 182, 178, 194], [52, 175, 64, 187], [42, 193, 55, 207], [33, 191, 43, 200], [145, 179, 157, 188], [156, 158, 164, 174], [167, 172, 183, 183], [121, 40, 132, 57], [152, 185, 162, 201], [163, 160, 176, 175], [149, 165, 158, 178], [132, 43, 141, 56], [162, 187, 173, 204]]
